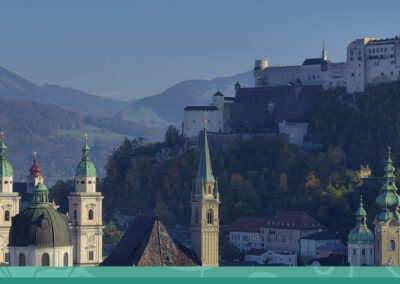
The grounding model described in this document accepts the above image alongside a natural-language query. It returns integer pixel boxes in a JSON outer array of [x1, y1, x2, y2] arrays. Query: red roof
[[230, 211, 324, 233], [29, 157, 41, 178]]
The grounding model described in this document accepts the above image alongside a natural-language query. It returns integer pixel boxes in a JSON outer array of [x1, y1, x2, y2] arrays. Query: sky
[[0, 0, 399, 101]]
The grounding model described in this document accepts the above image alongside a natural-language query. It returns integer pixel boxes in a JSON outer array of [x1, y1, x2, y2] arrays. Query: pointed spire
[[195, 120, 215, 183], [30, 151, 41, 178], [75, 133, 97, 177], [322, 41, 327, 61], [0, 131, 13, 177], [0, 131, 7, 159], [376, 146, 400, 222]]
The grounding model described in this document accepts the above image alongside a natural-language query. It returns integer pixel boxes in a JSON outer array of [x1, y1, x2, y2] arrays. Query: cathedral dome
[[75, 139, 96, 177], [0, 141, 13, 177], [9, 182, 72, 248]]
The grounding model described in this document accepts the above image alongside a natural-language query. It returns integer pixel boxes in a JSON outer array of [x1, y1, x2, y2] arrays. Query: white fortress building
[[254, 35, 400, 94]]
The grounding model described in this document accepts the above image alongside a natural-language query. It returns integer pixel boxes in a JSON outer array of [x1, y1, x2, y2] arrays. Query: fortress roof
[[184, 106, 217, 111], [302, 58, 331, 66]]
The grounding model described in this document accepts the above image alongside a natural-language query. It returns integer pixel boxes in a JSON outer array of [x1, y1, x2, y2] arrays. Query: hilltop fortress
[[255, 36, 400, 94], [183, 35, 400, 144]]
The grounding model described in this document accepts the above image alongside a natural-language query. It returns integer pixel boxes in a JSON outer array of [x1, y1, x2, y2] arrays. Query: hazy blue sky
[[0, 0, 399, 101]]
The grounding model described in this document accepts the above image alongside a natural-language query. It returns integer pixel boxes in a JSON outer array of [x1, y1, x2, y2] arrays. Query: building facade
[[68, 135, 104, 266], [300, 231, 342, 264], [229, 217, 267, 252], [0, 136, 20, 264], [191, 122, 220, 266]]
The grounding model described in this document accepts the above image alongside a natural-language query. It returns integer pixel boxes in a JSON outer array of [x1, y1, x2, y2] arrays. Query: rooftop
[[302, 231, 341, 241], [184, 106, 218, 111]]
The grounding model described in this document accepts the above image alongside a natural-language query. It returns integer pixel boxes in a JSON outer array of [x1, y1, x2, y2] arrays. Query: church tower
[[68, 134, 103, 266], [348, 196, 374, 266], [0, 133, 20, 264], [322, 42, 327, 61], [374, 147, 400, 266], [26, 152, 44, 194], [191, 122, 220, 266]]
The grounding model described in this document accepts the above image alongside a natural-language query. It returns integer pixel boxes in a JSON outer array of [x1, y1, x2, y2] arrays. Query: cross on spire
[[0, 131, 4, 142], [33, 151, 37, 159], [389, 145, 392, 158], [84, 132, 88, 142]]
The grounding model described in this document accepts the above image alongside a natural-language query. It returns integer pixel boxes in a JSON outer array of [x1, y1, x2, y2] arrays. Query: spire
[[195, 120, 215, 183], [75, 133, 96, 177], [322, 41, 327, 61], [376, 146, 400, 222], [348, 195, 374, 244], [30, 151, 42, 178], [0, 131, 13, 177]]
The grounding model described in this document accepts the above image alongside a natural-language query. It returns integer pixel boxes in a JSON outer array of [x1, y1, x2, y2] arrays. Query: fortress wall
[[322, 62, 347, 89], [259, 65, 323, 87]]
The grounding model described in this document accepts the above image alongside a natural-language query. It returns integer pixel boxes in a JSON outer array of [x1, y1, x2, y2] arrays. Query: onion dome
[[348, 196, 374, 244], [376, 146, 400, 223], [9, 181, 72, 248], [195, 121, 215, 184], [29, 152, 41, 178], [75, 133, 96, 177], [0, 132, 13, 177]]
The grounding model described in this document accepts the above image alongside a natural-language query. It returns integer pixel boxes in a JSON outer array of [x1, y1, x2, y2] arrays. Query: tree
[[279, 173, 289, 191], [49, 180, 74, 213], [103, 221, 122, 244], [220, 238, 242, 261], [165, 125, 182, 147]]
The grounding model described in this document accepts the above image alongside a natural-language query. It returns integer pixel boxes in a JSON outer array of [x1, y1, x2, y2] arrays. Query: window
[[390, 240, 396, 250], [81, 181, 85, 184], [88, 209, 94, 220], [208, 185, 212, 194], [4, 210, 10, 221], [5, 253, 9, 263], [76, 180, 79, 184], [88, 251, 94, 261], [88, 181, 92, 184], [4, 181, 8, 184], [19, 253, 26, 266], [370, 249, 373, 255], [194, 208, 199, 224], [207, 209, 214, 224], [42, 253, 50, 266], [63, 253, 68, 267], [353, 249, 356, 255], [74, 209, 77, 221], [362, 249, 365, 255]]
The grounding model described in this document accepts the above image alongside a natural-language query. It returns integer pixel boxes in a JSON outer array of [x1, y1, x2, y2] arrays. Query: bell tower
[[68, 134, 103, 266], [191, 121, 220, 266], [374, 146, 400, 266], [0, 132, 20, 264]]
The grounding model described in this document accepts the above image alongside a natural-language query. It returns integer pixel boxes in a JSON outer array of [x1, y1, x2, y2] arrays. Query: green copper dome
[[348, 196, 374, 244], [195, 124, 215, 183], [376, 147, 400, 223], [0, 141, 13, 177], [75, 138, 96, 177], [9, 182, 72, 248]]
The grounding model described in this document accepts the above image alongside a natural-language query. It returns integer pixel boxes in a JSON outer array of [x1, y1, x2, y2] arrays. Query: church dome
[[348, 196, 374, 244], [9, 182, 72, 248], [0, 141, 13, 177], [75, 137, 96, 177]]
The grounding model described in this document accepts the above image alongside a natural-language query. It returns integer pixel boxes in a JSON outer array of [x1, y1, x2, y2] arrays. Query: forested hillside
[[93, 81, 400, 240]]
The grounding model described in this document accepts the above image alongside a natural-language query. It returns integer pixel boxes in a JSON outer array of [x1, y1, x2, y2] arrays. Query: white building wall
[[348, 243, 374, 266], [229, 231, 263, 252], [9, 246, 73, 266], [278, 121, 308, 146], [184, 106, 224, 138]]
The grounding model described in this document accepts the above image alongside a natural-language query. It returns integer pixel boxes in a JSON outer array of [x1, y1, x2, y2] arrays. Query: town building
[[68, 134, 104, 266], [300, 231, 343, 264], [374, 147, 400, 266], [229, 217, 267, 252], [244, 249, 297, 266], [0, 135, 20, 264]]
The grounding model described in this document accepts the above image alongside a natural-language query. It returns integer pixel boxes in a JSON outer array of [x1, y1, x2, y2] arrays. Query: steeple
[[195, 121, 215, 183], [322, 41, 327, 61], [376, 146, 400, 223], [348, 196, 374, 244], [29, 152, 42, 178], [0, 131, 13, 177], [75, 133, 96, 177]]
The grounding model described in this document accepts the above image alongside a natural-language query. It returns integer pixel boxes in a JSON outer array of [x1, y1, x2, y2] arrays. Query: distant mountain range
[[116, 71, 254, 126], [0, 64, 254, 183]]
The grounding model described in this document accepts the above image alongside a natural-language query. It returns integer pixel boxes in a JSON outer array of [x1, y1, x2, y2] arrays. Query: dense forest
[[50, 81, 400, 240]]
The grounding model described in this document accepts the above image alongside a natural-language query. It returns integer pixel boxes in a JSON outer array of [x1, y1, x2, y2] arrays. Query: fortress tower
[[191, 121, 220, 266], [68, 134, 103, 266]]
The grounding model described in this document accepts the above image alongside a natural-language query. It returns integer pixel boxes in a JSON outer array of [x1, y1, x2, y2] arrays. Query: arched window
[[88, 210, 94, 220], [42, 253, 50, 266], [208, 185, 212, 194], [207, 209, 214, 225], [4, 210, 10, 221], [19, 253, 25, 266], [391, 240, 396, 250], [63, 253, 68, 267], [74, 209, 77, 221]]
